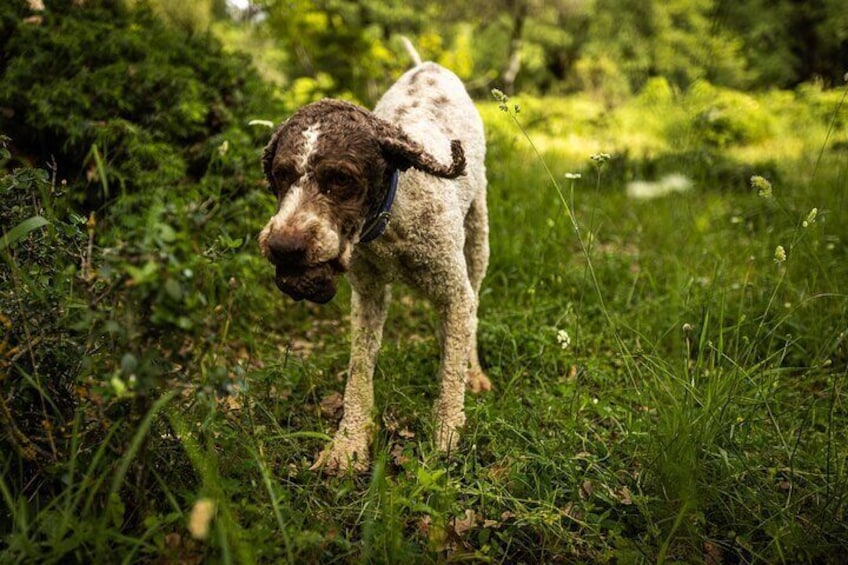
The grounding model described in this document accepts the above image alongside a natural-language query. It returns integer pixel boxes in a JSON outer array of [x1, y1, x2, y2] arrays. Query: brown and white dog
[[258, 41, 490, 473]]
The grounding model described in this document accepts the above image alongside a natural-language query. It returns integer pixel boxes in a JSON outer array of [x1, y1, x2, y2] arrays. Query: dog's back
[[374, 61, 486, 212]]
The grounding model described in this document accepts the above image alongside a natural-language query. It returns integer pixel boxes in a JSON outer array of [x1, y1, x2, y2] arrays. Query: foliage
[[717, 0, 848, 88], [0, 0, 273, 208], [0, 4, 282, 560], [224, 0, 847, 105], [2, 0, 848, 562]]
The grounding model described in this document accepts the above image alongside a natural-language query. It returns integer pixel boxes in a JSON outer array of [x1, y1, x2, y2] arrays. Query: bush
[[0, 5, 281, 558], [0, 0, 274, 208], [684, 80, 775, 148], [0, 143, 85, 463]]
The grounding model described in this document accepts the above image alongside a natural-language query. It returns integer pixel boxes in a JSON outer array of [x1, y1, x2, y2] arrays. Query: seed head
[[491, 88, 511, 112], [802, 207, 818, 228], [751, 175, 772, 198]]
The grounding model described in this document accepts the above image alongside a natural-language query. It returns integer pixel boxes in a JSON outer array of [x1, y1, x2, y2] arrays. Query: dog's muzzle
[[274, 261, 343, 304], [265, 231, 346, 303]]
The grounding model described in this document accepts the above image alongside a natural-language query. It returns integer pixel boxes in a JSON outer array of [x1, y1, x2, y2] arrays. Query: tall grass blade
[[0, 216, 50, 252]]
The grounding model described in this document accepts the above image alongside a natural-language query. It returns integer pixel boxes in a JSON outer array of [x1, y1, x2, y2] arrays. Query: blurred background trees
[[187, 0, 848, 106]]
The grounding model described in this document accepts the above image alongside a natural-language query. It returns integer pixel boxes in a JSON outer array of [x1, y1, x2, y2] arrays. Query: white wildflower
[[556, 329, 571, 350], [774, 245, 786, 263], [590, 153, 611, 165]]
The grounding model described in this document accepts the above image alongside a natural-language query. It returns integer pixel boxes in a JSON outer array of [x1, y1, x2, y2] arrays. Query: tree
[[717, 0, 848, 88]]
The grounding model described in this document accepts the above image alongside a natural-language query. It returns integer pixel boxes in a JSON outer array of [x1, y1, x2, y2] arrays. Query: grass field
[[3, 84, 848, 563]]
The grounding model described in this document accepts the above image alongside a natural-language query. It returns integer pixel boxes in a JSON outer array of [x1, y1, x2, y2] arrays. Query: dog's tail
[[399, 35, 423, 67]]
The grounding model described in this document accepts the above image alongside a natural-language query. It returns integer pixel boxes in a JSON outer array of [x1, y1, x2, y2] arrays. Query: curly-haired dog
[[258, 42, 490, 473]]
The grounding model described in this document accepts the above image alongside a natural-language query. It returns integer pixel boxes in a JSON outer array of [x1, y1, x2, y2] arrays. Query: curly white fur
[[311, 57, 491, 473]]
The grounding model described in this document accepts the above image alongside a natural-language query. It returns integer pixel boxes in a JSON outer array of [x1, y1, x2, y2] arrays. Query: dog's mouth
[[274, 259, 346, 304]]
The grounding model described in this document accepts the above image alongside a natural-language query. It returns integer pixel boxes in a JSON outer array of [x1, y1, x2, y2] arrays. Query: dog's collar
[[359, 169, 399, 244]]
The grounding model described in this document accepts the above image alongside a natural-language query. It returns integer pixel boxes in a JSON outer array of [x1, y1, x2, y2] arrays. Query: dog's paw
[[466, 369, 492, 394], [310, 434, 370, 474]]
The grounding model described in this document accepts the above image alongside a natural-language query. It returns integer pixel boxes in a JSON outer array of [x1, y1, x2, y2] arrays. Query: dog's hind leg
[[425, 253, 476, 453], [463, 190, 491, 394]]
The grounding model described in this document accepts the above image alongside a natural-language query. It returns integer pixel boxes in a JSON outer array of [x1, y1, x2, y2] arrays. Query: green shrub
[[0, 0, 274, 207], [0, 5, 283, 559], [684, 80, 775, 148], [1, 145, 85, 463]]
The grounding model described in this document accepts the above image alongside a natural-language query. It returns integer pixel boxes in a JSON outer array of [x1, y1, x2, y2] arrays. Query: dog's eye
[[319, 169, 358, 197], [271, 167, 299, 193]]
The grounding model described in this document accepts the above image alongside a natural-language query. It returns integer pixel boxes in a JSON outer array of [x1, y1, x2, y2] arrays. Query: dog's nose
[[268, 232, 308, 268]]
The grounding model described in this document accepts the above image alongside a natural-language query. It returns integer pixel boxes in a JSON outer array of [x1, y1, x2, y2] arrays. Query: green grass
[[3, 85, 848, 563]]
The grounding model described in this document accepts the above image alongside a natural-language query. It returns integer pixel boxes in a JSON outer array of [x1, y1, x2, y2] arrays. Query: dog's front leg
[[433, 283, 475, 453], [312, 281, 389, 473]]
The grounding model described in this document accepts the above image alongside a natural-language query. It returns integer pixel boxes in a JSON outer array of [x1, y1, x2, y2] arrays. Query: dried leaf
[[453, 509, 477, 535], [390, 443, 410, 466], [164, 532, 182, 549], [704, 540, 723, 565], [319, 391, 344, 419], [579, 479, 594, 500], [289, 338, 315, 355], [561, 502, 583, 521], [188, 498, 216, 540], [616, 486, 633, 505], [418, 515, 431, 536], [220, 395, 242, 412]]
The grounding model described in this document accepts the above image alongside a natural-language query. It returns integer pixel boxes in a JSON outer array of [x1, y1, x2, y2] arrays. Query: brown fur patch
[[261, 99, 466, 302]]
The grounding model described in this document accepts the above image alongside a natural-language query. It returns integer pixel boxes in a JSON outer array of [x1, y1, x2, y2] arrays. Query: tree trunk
[[501, 1, 528, 95]]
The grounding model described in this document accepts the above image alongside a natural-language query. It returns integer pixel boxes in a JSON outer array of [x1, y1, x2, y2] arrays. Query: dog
[[258, 40, 490, 472]]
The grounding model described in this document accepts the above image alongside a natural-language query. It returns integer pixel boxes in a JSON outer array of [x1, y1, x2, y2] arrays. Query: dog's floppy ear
[[366, 115, 465, 179], [379, 135, 466, 179], [262, 125, 284, 184]]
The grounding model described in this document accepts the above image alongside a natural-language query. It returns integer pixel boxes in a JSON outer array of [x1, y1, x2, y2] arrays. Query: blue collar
[[359, 169, 399, 243]]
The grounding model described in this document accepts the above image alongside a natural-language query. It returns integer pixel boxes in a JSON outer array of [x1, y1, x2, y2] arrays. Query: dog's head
[[258, 99, 466, 303]]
